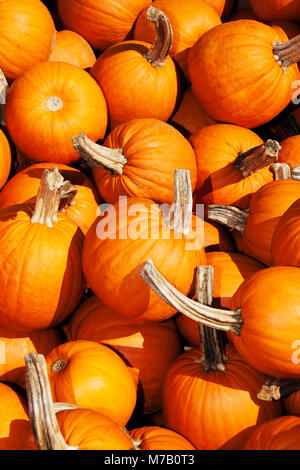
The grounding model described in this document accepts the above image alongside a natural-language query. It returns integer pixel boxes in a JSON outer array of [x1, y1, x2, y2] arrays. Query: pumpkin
[[0, 168, 85, 332], [278, 135, 300, 172], [203, 0, 225, 16], [64, 295, 182, 414], [49, 30, 96, 69], [188, 20, 299, 129], [250, 0, 300, 22], [82, 170, 207, 323], [284, 392, 300, 416], [90, 6, 179, 129], [133, 0, 221, 78], [198, 219, 235, 253], [73, 118, 197, 206], [45, 340, 138, 426], [244, 416, 300, 450], [0, 0, 55, 80], [190, 124, 280, 209], [0, 128, 11, 190], [271, 198, 300, 267], [57, 0, 150, 51], [0, 162, 100, 235], [162, 344, 282, 450], [129, 426, 196, 450], [0, 382, 30, 450], [4, 61, 107, 164]]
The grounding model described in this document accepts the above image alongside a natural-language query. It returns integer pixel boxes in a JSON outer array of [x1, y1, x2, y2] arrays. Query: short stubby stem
[[46, 96, 63, 112], [163, 169, 192, 235], [273, 35, 300, 73], [234, 140, 280, 178], [144, 5, 173, 67], [271, 162, 291, 180], [258, 376, 300, 401], [207, 205, 249, 234], [72, 132, 127, 175], [51, 358, 68, 373]]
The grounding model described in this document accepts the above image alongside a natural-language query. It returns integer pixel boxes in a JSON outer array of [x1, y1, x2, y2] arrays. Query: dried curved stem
[[257, 376, 300, 401], [141, 259, 243, 335], [72, 132, 127, 175], [234, 140, 280, 178], [163, 169, 192, 235], [273, 35, 300, 73], [271, 162, 291, 180], [207, 205, 249, 234], [25, 352, 77, 450], [144, 5, 173, 67], [0, 68, 8, 126]]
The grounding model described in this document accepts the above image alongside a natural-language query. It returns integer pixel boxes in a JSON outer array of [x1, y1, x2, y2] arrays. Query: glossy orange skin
[[271, 199, 300, 267], [0, 203, 85, 332], [163, 344, 282, 450], [5, 61, 107, 164], [284, 392, 300, 416], [235, 179, 300, 266], [0, 129, 11, 191], [250, 0, 300, 22], [90, 40, 178, 129], [19, 408, 135, 450], [190, 124, 274, 209], [203, 0, 225, 16], [0, 163, 100, 235], [133, 0, 221, 78], [0, 327, 61, 387], [46, 340, 137, 426], [0, 0, 55, 80], [230, 266, 300, 379], [0, 383, 29, 450], [130, 426, 196, 450], [278, 135, 300, 172], [49, 30, 96, 69], [188, 21, 299, 129], [65, 296, 182, 414], [92, 118, 197, 205], [83, 197, 206, 323], [244, 416, 300, 450], [57, 0, 150, 51], [176, 252, 264, 347]]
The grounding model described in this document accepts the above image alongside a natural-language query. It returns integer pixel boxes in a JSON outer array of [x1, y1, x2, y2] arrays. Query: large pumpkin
[[250, 0, 300, 22], [49, 30, 96, 69], [244, 416, 300, 450], [0, 128, 11, 190], [0, 383, 30, 450], [0, 0, 55, 80], [271, 199, 300, 267], [4, 61, 107, 164]]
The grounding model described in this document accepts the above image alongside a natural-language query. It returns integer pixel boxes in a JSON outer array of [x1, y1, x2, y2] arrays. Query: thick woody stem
[[25, 352, 77, 450], [207, 205, 249, 234], [0, 68, 8, 126], [271, 162, 291, 180], [234, 140, 280, 177], [257, 376, 300, 401], [195, 266, 227, 372], [163, 169, 192, 235], [273, 35, 300, 73], [72, 132, 127, 175], [144, 5, 173, 67], [141, 259, 243, 335], [292, 165, 300, 181]]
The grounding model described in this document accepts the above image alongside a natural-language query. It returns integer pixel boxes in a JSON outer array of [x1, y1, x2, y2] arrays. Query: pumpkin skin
[[250, 0, 300, 22], [0, 163, 100, 235], [199, 219, 235, 253], [176, 252, 264, 347], [284, 392, 300, 416], [0, 0, 55, 80], [188, 20, 299, 129], [163, 344, 282, 450], [4, 61, 107, 164], [203, 0, 225, 16], [0, 202, 85, 332], [57, 0, 150, 51], [45, 340, 137, 426], [82, 197, 206, 323], [91, 118, 197, 206], [0, 383, 30, 450], [64, 296, 182, 414], [278, 135, 300, 172], [190, 124, 275, 209], [49, 30, 96, 69], [244, 416, 300, 450], [230, 266, 300, 379], [90, 40, 178, 129], [271, 199, 300, 267], [133, 0, 221, 78], [0, 129, 11, 191], [129, 426, 196, 450]]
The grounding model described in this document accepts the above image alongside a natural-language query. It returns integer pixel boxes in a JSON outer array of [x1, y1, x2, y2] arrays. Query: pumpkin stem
[[25, 352, 78, 450], [141, 259, 243, 335], [72, 132, 127, 175], [0, 68, 8, 126], [270, 162, 291, 180], [234, 140, 280, 178], [273, 35, 300, 73], [195, 266, 227, 372], [257, 376, 300, 401], [207, 205, 249, 234], [30, 168, 77, 227], [163, 169, 192, 235], [144, 5, 173, 67], [292, 165, 300, 181]]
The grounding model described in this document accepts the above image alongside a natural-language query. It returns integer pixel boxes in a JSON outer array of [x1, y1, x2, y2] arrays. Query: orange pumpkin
[[4, 61, 107, 164], [250, 0, 300, 22], [0, 0, 55, 80], [278, 135, 300, 172], [49, 30, 96, 69], [271, 199, 300, 267], [0, 128, 11, 191], [244, 416, 300, 450], [129, 426, 196, 450], [0, 383, 30, 450], [199, 219, 235, 253], [203, 0, 225, 16]]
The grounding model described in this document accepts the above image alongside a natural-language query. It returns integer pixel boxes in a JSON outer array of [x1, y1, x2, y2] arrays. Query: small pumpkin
[[271, 198, 300, 267], [244, 416, 300, 450], [129, 426, 196, 450], [49, 30, 96, 69], [250, 0, 300, 22]]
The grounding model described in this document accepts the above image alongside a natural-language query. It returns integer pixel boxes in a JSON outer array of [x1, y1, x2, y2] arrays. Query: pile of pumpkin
[[0, 0, 299, 451]]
